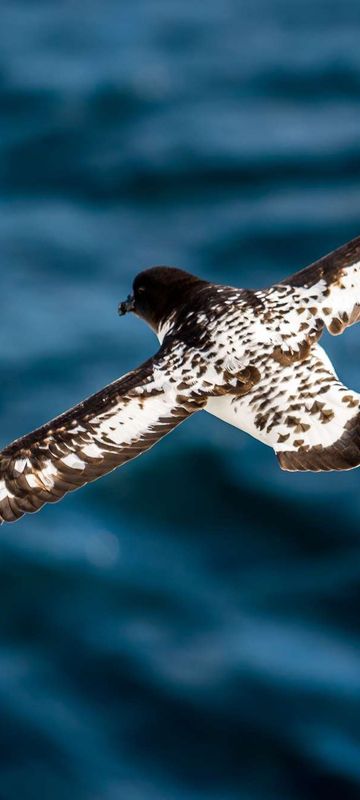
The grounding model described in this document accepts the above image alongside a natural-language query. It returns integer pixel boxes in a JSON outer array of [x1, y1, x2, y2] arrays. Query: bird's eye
[[137, 286, 146, 294]]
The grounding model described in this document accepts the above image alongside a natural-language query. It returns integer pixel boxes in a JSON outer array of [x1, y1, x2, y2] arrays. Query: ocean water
[[1, 1, 360, 798]]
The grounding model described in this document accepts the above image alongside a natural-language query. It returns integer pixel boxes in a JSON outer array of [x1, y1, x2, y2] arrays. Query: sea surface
[[1, 2, 360, 798]]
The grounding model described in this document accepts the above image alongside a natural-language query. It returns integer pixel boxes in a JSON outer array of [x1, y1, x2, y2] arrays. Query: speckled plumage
[[2, 235, 360, 523]]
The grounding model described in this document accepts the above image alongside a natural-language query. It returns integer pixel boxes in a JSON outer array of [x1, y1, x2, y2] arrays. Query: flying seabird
[[1, 235, 360, 524]]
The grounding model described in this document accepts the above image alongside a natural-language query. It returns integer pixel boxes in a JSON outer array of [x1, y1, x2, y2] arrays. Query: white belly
[[205, 395, 270, 446]]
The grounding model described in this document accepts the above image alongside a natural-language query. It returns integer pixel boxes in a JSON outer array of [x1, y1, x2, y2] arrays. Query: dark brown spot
[[285, 415, 300, 428], [277, 433, 290, 443], [329, 317, 344, 335], [310, 401, 324, 414], [320, 408, 334, 423], [342, 395, 359, 408]]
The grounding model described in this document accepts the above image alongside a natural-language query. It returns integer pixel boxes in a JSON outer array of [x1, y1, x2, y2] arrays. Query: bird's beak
[[118, 294, 135, 316]]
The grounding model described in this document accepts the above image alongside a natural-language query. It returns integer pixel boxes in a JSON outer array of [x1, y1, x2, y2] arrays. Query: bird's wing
[[206, 344, 360, 472], [0, 344, 207, 523], [279, 234, 360, 336]]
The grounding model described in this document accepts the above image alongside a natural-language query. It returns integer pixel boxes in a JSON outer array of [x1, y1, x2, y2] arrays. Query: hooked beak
[[118, 294, 135, 316]]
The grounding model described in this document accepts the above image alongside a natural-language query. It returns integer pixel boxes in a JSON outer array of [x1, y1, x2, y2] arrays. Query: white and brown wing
[[281, 234, 360, 336], [206, 344, 360, 472], [0, 348, 205, 524]]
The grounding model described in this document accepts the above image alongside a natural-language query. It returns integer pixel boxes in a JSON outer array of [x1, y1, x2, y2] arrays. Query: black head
[[119, 266, 207, 332]]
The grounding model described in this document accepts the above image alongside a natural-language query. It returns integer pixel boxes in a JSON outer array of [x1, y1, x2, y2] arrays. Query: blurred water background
[[2, 1, 360, 798]]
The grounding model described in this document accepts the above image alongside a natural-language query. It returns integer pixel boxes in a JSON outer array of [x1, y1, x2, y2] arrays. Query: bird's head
[[119, 266, 206, 333]]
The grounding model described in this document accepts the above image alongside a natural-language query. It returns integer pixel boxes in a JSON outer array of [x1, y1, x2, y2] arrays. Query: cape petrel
[[1, 234, 360, 523]]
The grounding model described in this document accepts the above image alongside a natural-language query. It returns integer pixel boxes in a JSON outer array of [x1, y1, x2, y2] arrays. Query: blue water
[[1, 1, 360, 798]]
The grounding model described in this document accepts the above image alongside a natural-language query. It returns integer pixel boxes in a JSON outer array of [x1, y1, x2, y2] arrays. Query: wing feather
[[206, 344, 360, 472], [0, 347, 205, 523], [280, 234, 360, 336]]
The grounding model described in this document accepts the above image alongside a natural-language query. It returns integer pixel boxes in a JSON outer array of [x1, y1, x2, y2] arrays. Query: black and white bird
[[1, 235, 360, 524]]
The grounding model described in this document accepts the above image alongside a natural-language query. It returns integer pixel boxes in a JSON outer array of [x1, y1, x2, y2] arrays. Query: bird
[[1, 234, 360, 524]]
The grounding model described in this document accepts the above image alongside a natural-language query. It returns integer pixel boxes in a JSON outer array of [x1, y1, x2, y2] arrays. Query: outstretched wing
[[206, 344, 360, 472], [0, 346, 205, 523], [280, 234, 360, 336]]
